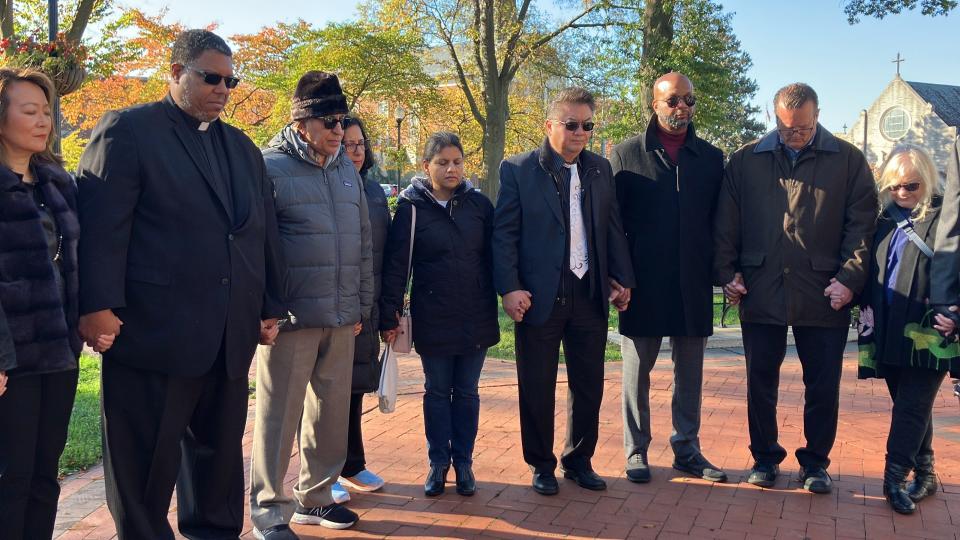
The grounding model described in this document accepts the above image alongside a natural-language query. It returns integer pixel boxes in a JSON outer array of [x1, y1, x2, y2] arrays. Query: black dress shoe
[[531, 471, 559, 495], [424, 465, 448, 497], [625, 454, 651, 483], [673, 454, 727, 482], [747, 462, 779, 488], [798, 466, 832, 494], [561, 466, 607, 491], [454, 463, 476, 496], [884, 462, 916, 515]]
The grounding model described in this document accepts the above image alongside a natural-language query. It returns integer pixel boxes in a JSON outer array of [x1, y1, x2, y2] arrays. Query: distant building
[[839, 74, 960, 178]]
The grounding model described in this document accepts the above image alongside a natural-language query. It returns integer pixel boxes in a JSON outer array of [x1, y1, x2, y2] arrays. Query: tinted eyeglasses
[[777, 126, 816, 138], [554, 119, 595, 132], [888, 182, 921, 193], [344, 139, 366, 153], [186, 66, 240, 89], [317, 115, 355, 130], [657, 94, 696, 108]]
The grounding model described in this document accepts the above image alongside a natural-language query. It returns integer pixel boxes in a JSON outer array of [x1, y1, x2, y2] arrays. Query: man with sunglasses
[[76, 30, 285, 538], [248, 70, 372, 539], [493, 87, 635, 495], [714, 83, 877, 494], [610, 72, 727, 485]]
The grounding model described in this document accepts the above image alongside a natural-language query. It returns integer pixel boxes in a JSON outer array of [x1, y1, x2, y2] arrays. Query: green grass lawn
[[59, 353, 102, 476]]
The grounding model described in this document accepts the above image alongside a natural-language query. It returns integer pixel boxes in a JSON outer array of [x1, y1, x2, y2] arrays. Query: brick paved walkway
[[56, 343, 960, 539]]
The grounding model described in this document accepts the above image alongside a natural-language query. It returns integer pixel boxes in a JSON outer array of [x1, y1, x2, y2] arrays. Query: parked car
[[381, 183, 398, 197]]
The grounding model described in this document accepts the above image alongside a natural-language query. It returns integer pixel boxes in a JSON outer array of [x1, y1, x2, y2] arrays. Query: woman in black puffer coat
[[333, 117, 391, 498], [380, 132, 499, 498]]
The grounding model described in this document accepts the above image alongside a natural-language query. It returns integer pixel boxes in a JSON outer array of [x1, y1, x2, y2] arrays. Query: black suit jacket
[[77, 96, 284, 379], [492, 139, 635, 326], [611, 119, 724, 337], [932, 135, 960, 305]]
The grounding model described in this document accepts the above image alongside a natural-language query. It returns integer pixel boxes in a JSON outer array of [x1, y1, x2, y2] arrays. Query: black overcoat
[[352, 175, 390, 393], [611, 119, 724, 337], [77, 96, 285, 379]]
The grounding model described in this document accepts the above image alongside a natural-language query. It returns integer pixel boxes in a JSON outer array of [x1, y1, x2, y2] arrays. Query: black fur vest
[[0, 160, 81, 377]]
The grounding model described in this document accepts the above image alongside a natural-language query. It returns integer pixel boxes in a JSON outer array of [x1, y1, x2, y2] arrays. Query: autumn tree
[[843, 0, 956, 22]]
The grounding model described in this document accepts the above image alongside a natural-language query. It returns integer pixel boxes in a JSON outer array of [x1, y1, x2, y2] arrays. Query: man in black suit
[[611, 73, 727, 484], [76, 30, 284, 539], [933, 135, 960, 311], [493, 87, 635, 495]]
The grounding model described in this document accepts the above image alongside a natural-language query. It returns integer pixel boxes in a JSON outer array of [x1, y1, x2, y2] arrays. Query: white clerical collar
[[198, 121, 211, 132]]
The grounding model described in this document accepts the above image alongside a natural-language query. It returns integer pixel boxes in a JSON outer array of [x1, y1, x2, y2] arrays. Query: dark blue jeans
[[420, 348, 487, 466]]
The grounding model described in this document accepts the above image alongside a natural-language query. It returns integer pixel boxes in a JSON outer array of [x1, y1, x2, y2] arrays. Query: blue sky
[[135, 0, 958, 132]]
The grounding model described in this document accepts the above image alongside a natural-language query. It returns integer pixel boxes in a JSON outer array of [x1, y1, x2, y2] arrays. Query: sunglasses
[[888, 182, 921, 193], [554, 119, 595, 132], [185, 66, 240, 89], [316, 115, 355, 130], [657, 95, 696, 108], [777, 126, 816, 138]]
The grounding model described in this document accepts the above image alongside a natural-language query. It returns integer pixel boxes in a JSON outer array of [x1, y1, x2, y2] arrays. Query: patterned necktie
[[565, 162, 588, 279]]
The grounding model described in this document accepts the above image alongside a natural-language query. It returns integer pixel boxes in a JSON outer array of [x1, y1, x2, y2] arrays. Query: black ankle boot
[[907, 455, 938, 503], [454, 463, 476, 496], [424, 465, 449, 497], [883, 462, 916, 515]]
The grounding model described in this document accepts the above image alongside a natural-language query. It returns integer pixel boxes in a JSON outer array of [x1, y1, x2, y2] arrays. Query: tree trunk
[[68, 0, 101, 43], [639, 0, 676, 115], [478, 77, 510, 199], [0, 0, 13, 39]]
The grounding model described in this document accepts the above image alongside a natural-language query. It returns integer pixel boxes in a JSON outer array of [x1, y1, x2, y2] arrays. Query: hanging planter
[[1, 33, 88, 96]]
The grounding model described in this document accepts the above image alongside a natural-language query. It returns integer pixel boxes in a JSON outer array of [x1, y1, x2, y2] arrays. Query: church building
[[840, 66, 959, 178]]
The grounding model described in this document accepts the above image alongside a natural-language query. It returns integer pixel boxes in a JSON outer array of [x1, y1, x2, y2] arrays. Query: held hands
[[354, 321, 363, 337], [824, 278, 853, 311], [503, 290, 532, 322], [933, 305, 960, 339], [723, 272, 748, 305], [260, 318, 280, 345], [608, 278, 631, 312], [78, 309, 123, 353], [0, 371, 7, 397]]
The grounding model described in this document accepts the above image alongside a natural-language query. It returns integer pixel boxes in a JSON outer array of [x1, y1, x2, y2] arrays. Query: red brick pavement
[[57, 346, 960, 539]]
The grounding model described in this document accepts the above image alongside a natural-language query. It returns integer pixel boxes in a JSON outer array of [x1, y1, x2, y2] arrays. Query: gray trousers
[[249, 325, 355, 531], [621, 335, 707, 461]]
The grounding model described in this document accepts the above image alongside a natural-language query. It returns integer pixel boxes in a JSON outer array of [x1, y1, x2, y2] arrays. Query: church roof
[[906, 81, 960, 127]]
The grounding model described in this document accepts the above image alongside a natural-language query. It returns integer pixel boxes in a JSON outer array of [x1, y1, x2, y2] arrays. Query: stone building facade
[[839, 75, 959, 179]]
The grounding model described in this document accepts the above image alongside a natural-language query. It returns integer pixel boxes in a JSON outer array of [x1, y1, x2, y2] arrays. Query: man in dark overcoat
[[611, 72, 726, 484], [76, 30, 285, 538], [714, 83, 877, 494]]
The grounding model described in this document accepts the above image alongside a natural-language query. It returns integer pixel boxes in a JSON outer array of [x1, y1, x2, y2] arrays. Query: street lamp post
[[395, 105, 405, 195], [49, 0, 61, 155]]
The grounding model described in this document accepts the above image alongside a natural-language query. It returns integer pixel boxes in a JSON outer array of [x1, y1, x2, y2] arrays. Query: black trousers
[[0, 368, 78, 540], [101, 354, 248, 540], [341, 392, 367, 478], [883, 365, 946, 468], [515, 271, 607, 474], [742, 323, 848, 468]]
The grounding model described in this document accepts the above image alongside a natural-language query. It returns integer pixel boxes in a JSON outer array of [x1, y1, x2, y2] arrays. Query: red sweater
[[658, 126, 686, 163]]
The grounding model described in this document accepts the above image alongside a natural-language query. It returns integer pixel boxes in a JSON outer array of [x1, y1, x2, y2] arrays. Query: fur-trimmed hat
[[290, 71, 349, 121]]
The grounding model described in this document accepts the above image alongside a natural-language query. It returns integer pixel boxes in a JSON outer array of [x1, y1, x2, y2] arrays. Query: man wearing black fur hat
[[248, 71, 373, 538]]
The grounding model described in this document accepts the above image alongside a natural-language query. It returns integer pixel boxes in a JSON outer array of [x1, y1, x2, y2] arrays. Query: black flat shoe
[[798, 466, 832, 494], [454, 463, 476, 496], [747, 462, 778, 488], [561, 466, 607, 491], [531, 471, 559, 495], [673, 454, 727, 483], [424, 465, 448, 497]]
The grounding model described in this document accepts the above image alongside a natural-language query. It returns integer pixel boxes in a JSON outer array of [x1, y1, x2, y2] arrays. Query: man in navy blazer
[[492, 87, 635, 495]]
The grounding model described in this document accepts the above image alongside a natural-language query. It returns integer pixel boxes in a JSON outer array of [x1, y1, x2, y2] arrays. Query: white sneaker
[[331, 481, 350, 503], [339, 469, 385, 492]]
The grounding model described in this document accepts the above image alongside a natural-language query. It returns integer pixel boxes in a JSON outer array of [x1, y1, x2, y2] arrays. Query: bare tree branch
[[510, 2, 604, 79], [499, 0, 533, 80]]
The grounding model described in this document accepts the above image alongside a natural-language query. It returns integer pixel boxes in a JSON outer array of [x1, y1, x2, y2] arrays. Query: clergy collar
[[164, 94, 218, 132]]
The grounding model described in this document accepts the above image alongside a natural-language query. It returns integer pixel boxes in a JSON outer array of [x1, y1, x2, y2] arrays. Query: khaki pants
[[249, 325, 355, 530]]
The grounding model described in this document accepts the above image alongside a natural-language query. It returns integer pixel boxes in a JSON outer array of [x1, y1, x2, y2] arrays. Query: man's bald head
[[651, 72, 696, 134]]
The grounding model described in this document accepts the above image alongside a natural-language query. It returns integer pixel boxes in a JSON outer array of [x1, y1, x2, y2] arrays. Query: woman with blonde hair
[[0, 67, 109, 537], [858, 144, 960, 515]]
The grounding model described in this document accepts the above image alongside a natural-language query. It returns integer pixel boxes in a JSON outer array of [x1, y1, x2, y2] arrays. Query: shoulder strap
[[891, 210, 934, 259], [405, 204, 416, 289]]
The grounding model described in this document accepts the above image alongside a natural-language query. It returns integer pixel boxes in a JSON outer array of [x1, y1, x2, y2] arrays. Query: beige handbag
[[391, 205, 416, 354]]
